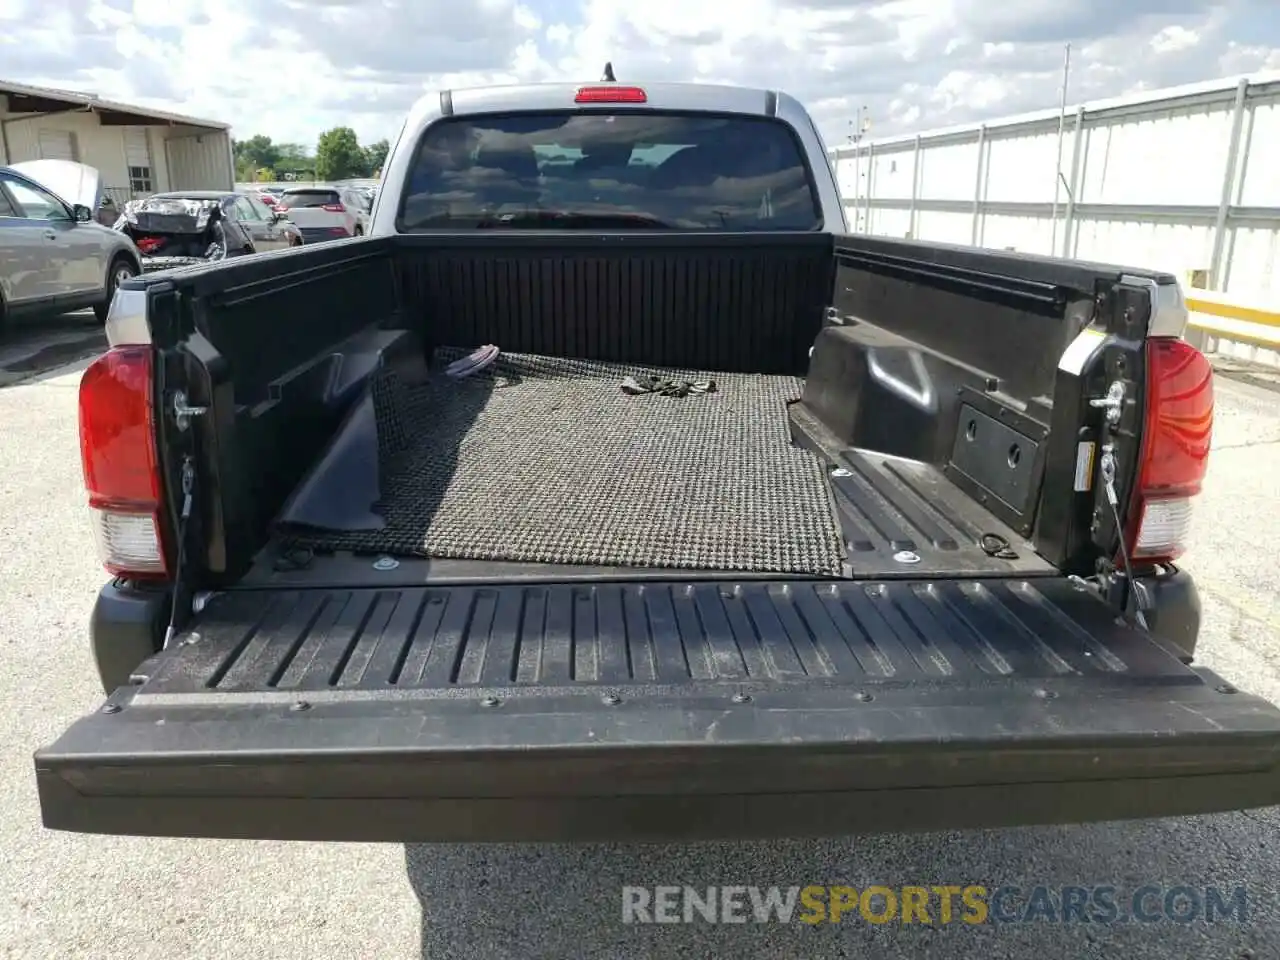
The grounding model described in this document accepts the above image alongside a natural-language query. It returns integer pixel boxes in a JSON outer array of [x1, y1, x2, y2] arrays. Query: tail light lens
[[322, 203, 346, 212], [1125, 337, 1214, 562], [78, 346, 169, 578], [275, 204, 290, 213]]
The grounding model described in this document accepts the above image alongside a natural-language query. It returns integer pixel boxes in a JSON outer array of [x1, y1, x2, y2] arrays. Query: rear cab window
[[397, 111, 822, 231], [280, 190, 341, 208]]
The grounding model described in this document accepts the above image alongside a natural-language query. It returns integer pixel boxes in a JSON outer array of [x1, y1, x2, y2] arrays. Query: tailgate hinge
[[171, 390, 208, 431]]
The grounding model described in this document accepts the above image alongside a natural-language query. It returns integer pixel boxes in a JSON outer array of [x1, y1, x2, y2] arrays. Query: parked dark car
[[113, 190, 301, 271]]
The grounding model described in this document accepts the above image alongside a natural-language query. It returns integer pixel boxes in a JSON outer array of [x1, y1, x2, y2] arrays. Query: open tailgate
[[35, 578, 1280, 842]]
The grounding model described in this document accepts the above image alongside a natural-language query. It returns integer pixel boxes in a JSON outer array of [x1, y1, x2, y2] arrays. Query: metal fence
[[829, 70, 1280, 305]]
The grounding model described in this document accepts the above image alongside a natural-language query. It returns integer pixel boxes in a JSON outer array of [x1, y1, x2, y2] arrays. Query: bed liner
[[276, 348, 848, 577], [272, 348, 1057, 583]]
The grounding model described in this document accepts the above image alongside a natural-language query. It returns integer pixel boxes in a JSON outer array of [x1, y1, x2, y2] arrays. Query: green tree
[[276, 142, 310, 161], [271, 142, 316, 180], [233, 134, 281, 171], [363, 138, 390, 176], [232, 135, 284, 181], [315, 127, 367, 180]]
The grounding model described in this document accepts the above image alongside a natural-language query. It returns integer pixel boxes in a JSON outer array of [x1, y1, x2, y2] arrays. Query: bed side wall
[[158, 239, 416, 581]]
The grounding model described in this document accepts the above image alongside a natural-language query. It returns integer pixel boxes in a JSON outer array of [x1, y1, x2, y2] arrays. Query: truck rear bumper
[[38, 578, 1280, 842]]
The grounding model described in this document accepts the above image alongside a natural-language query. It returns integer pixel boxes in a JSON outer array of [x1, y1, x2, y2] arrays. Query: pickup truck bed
[[35, 231, 1280, 842], [273, 345, 1053, 581], [280, 348, 845, 576]]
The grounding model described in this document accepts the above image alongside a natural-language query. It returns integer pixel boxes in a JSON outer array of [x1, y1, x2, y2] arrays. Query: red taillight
[[78, 346, 168, 578], [574, 85, 647, 104], [275, 204, 289, 212], [1125, 337, 1214, 562], [260, 195, 276, 206], [322, 203, 346, 212]]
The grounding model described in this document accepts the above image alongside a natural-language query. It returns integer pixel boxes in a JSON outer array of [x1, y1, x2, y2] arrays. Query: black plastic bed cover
[[35, 578, 1280, 842]]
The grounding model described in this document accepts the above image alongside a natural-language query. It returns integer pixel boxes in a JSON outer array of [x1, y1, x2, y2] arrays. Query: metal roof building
[[0, 79, 234, 207], [830, 69, 1280, 303]]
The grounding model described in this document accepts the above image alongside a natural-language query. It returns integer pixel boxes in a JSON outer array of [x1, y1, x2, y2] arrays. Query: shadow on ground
[[0, 312, 104, 389], [404, 811, 1277, 960]]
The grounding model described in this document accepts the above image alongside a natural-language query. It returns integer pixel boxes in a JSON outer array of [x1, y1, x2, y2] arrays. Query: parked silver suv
[[0, 160, 141, 334]]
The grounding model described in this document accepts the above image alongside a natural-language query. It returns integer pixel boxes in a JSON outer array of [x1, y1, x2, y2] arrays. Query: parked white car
[[0, 160, 142, 334], [274, 186, 360, 242], [340, 186, 375, 235]]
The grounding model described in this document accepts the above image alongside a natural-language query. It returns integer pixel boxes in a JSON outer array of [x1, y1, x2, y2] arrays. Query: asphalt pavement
[[0, 319, 1277, 959], [0, 312, 107, 388]]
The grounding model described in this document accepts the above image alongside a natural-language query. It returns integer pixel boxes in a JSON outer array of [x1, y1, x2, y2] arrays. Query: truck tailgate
[[35, 578, 1280, 842]]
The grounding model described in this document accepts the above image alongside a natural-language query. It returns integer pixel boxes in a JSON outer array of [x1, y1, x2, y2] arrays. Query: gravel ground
[[0, 348, 1276, 959]]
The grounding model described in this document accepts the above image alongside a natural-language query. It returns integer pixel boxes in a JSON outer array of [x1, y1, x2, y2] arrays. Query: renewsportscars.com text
[[621, 885, 1249, 926]]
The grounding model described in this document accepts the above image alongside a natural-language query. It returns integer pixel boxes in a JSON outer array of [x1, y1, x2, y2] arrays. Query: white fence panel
[[831, 71, 1280, 300]]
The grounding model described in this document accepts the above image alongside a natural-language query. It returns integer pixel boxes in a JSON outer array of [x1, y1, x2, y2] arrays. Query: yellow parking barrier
[[1184, 288, 1280, 349]]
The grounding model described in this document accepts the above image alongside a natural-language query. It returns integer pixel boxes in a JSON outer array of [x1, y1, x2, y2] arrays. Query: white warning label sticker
[[1074, 441, 1097, 492]]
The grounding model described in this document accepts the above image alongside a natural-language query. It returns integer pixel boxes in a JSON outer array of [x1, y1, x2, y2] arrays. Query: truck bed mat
[[278, 349, 848, 577]]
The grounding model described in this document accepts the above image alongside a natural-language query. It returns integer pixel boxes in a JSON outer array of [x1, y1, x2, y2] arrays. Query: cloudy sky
[[1, 0, 1278, 150]]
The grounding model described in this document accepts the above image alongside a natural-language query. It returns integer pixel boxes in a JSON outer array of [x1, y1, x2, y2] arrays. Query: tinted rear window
[[399, 112, 821, 231], [281, 190, 340, 207]]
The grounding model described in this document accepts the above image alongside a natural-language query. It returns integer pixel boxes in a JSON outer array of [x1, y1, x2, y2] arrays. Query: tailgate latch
[[171, 390, 208, 431], [1089, 380, 1126, 425]]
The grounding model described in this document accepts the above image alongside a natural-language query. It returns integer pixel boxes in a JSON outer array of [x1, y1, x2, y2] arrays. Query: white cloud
[[1150, 24, 1200, 53], [0, 0, 1277, 151]]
